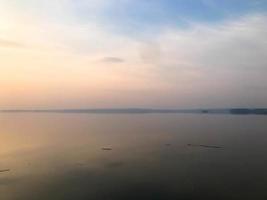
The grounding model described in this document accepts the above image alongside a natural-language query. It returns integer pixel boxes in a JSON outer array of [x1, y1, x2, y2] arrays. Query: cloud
[[0, 38, 24, 48], [138, 14, 267, 107], [156, 14, 267, 74], [100, 57, 125, 63]]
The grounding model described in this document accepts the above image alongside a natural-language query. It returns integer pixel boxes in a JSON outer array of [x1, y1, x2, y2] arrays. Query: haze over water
[[1, 113, 267, 200]]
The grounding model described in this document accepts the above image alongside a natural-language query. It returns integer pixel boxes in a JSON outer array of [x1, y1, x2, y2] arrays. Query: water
[[1, 113, 267, 200]]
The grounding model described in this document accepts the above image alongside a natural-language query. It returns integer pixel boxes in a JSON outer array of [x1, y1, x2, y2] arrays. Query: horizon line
[[0, 108, 267, 115]]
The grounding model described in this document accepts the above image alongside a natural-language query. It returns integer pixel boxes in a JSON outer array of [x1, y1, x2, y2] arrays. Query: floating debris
[[0, 169, 10, 173], [165, 143, 171, 146], [102, 148, 112, 151], [187, 144, 222, 149]]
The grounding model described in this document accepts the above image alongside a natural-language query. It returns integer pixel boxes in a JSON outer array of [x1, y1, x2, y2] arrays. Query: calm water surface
[[1, 114, 267, 200]]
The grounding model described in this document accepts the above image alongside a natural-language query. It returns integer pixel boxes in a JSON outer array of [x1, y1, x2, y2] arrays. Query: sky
[[1, 0, 267, 109]]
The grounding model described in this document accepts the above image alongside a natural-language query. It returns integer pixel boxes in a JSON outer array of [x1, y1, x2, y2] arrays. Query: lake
[[1, 113, 267, 200]]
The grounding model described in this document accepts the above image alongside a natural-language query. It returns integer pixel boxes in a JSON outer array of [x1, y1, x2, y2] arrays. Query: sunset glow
[[1, 0, 267, 108]]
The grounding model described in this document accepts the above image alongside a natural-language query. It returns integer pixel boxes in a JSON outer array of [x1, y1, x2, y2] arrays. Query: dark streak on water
[[0, 169, 10, 173], [187, 144, 223, 148], [102, 148, 113, 151]]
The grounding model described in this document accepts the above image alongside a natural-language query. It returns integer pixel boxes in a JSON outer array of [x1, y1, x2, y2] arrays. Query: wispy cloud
[[100, 57, 125, 63], [140, 14, 267, 107], [0, 38, 24, 48]]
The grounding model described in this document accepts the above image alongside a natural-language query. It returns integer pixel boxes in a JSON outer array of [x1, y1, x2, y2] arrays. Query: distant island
[[0, 108, 267, 115], [229, 108, 267, 115]]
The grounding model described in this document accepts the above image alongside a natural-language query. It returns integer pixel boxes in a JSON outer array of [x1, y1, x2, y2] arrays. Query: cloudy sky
[[1, 0, 267, 109]]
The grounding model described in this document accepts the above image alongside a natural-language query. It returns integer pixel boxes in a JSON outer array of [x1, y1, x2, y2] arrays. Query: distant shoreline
[[0, 108, 266, 115]]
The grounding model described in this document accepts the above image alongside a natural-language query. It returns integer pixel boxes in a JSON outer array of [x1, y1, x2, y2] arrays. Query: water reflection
[[1, 114, 267, 199]]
